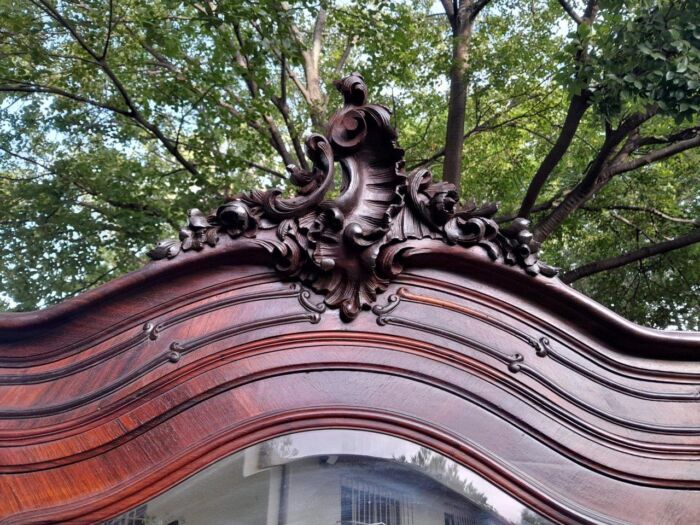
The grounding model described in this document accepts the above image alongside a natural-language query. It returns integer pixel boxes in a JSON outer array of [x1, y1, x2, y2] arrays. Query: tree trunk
[[305, 8, 327, 131], [442, 17, 474, 194]]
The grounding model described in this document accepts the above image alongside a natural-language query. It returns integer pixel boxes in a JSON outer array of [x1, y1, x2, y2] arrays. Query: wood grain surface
[[0, 243, 698, 524]]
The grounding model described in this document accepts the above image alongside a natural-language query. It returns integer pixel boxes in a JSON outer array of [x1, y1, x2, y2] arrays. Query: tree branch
[[581, 204, 699, 225], [583, 0, 600, 20], [32, 0, 200, 178], [607, 210, 655, 241], [441, 0, 477, 191], [305, 8, 327, 130], [273, 95, 309, 170], [502, 122, 556, 145], [62, 267, 119, 300], [496, 188, 568, 223], [409, 103, 555, 170], [100, 0, 114, 59], [409, 125, 484, 170], [131, 23, 296, 171], [610, 133, 700, 177], [533, 107, 658, 242], [310, 7, 326, 65], [518, 91, 590, 217], [280, 52, 287, 103], [0, 146, 53, 181], [245, 161, 285, 179], [518, 1, 601, 218], [334, 35, 357, 76], [230, 22, 296, 167], [250, 20, 314, 107], [557, 0, 583, 24], [0, 82, 132, 116], [634, 125, 700, 147], [70, 178, 180, 230], [561, 228, 700, 283], [232, 22, 259, 97], [470, 0, 493, 21], [273, 52, 308, 169], [440, 0, 455, 21], [287, 68, 312, 103]]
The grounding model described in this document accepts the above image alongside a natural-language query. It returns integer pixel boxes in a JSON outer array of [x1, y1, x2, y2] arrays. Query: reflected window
[[341, 480, 409, 525], [444, 512, 475, 525], [102, 504, 147, 525], [104, 430, 554, 525]]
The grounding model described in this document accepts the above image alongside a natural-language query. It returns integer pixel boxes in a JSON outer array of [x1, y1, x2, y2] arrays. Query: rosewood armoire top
[[0, 74, 698, 525]]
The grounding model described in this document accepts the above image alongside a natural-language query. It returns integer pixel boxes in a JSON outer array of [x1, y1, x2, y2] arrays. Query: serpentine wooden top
[[0, 74, 698, 525]]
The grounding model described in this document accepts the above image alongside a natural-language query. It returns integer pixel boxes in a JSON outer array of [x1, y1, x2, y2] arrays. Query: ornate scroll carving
[[149, 73, 557, 319]]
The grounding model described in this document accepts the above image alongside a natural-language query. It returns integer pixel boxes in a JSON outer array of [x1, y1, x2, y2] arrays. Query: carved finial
[[333, 72, 367, 107], [148, 73, 557, 321]]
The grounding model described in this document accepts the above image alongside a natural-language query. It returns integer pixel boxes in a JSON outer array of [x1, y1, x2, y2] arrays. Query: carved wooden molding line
[[0, 280, 305, 384], [149, 73, 556, 320], [394, 287, 550, 356], [0, 406, 637, 525], [6, 327, 699, 460], [395, 272, 700, 377], [371, 291, 700, 437], [6, 347, 699, 482], [389, 285, 700, 400], [0, 284, 323, 419]]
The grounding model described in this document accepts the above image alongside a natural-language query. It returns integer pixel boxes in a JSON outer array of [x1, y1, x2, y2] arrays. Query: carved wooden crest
[[149, 73, 556, 320]]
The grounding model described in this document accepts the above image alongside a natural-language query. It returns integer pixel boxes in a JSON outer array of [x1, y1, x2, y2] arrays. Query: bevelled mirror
[[104, 430, 553, 525]]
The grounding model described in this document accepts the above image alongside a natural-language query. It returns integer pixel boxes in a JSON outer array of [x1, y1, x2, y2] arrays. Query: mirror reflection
[[104, 430, 554, 525]]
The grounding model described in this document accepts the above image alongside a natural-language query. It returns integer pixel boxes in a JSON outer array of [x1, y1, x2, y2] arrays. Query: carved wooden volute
[[149, 73, 556, 319], [302, 73, 405, 318]]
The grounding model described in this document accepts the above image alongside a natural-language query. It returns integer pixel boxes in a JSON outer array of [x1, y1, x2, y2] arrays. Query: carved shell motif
[[149, 73, 557, 320]]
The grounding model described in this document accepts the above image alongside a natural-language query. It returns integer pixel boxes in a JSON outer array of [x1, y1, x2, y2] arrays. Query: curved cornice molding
[[2, 74, 696, 357], [1, 235, 697, 360]]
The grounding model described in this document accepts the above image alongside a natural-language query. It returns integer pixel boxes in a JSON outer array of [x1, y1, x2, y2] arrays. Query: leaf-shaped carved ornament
[[149, 73, 557, 320]]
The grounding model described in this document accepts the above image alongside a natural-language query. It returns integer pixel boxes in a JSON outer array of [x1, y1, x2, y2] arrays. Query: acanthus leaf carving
[[149, 72, 558, 320]]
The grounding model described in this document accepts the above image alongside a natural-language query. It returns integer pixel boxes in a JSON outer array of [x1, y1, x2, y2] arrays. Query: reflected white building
[[104, 431, 550, 525]]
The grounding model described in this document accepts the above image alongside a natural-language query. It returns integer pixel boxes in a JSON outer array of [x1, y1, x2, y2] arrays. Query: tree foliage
[[0, 0, 698, 329], [398, 447, 493, 510]]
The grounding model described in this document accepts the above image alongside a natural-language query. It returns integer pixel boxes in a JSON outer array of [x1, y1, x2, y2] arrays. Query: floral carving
[[149, 73, 557, 319]]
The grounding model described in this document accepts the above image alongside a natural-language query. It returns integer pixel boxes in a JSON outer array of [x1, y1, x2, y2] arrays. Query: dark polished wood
[[1, 250, 699, 524], [1, 75, 699, 524]]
